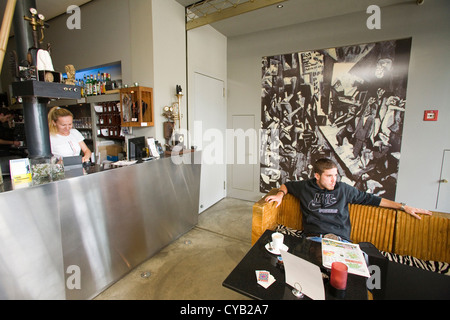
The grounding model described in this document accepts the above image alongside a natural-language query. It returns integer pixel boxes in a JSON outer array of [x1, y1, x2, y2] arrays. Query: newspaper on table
[[321, 238, 370, 278]]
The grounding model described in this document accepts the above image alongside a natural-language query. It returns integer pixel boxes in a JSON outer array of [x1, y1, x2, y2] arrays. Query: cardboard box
[[98, 144, 123, 164], [105, 144, 123, 156]]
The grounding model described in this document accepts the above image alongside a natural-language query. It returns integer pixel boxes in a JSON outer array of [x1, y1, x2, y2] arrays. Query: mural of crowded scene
[[260, 38, 412, 200]]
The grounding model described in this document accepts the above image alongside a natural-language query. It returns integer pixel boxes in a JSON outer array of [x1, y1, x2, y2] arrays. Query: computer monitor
[[128, 136, 146, 161]]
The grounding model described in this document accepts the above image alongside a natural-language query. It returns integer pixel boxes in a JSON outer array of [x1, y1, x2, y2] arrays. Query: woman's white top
[[50, 129, 84, 159]]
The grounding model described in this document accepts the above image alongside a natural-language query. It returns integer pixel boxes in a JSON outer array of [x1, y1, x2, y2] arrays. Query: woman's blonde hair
[[48, 107, 73, 135]]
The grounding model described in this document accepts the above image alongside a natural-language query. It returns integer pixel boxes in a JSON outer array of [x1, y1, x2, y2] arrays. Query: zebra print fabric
[[275, 224, 303, 238], [380, 251, 449, 276]]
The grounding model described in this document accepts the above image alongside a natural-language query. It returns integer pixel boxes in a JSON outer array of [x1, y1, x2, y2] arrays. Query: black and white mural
[[260, 38, 412, 200]]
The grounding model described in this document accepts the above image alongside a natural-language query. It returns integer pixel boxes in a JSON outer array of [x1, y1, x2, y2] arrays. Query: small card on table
[[255, 270, 276, 289]]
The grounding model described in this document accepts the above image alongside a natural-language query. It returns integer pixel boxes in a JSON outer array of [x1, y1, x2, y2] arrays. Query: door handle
[[439, 179, 448, 183]]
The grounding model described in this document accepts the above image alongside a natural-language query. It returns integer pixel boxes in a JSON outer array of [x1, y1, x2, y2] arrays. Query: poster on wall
[[260, 38, 412, 200]]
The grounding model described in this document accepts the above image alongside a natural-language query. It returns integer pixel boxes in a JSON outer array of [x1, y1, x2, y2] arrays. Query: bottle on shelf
[[92, 75, 98, 96], [83, 75, 87, 95], [79, 78, 85, 97], [97, 71, 102, 95], [86, 75, 92, 96], [101, 73, 106, 94]]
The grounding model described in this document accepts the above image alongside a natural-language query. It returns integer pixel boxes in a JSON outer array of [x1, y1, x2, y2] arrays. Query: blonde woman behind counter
[[48, 107, 92, 163]]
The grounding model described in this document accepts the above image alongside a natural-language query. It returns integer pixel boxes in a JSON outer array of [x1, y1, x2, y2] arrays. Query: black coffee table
[[223, 229, 368, 300]]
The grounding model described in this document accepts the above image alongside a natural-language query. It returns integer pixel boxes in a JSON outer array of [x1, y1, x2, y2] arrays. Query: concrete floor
[[94, 198, 254, 300]]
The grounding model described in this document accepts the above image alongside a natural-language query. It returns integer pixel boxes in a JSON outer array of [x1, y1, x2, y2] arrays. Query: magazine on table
[[321, 238, 370, 278]]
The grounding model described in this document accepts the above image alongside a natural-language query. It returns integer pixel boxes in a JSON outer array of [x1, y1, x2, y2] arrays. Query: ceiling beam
[[186, 0, 287, 31]]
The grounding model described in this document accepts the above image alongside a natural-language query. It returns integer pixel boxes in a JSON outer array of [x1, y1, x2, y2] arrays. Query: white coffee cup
[[271, 232, 284, 251]]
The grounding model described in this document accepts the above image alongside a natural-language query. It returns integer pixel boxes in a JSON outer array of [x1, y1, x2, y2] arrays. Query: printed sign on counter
[[10, 158, 32, 189]]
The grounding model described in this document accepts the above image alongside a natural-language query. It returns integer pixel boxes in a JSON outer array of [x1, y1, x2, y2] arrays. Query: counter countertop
[[0, 157, 161, 194]]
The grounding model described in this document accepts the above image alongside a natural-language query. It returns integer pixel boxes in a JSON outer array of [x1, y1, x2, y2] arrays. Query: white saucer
[[265, 242, 288, 255]]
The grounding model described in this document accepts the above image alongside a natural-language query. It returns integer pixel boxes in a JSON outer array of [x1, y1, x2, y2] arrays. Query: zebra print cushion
[[380, 251, 450, 276], [275, 224, 303, 238]]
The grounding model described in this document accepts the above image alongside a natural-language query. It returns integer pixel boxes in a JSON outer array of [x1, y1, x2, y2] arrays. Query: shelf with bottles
[[80, 72, 111, 97], [120, 86, 154, 127], [70, 61, 122, 98], [94, 101, 123, 140]]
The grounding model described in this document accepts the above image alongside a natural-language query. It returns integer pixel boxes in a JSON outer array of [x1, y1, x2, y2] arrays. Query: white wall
[[227, 0, 450, 211], [187, 24, 227, 141], [149, 0, 187, 144], [129, 0, 154, 88]]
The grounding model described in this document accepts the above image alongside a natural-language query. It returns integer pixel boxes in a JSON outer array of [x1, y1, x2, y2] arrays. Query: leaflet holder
[[63, 155, 83, 178]]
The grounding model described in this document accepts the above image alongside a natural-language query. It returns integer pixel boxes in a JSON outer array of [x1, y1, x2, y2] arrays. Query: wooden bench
[[252, 188, 450, 263]]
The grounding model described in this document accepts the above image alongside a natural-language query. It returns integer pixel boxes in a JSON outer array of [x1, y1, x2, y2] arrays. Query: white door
[[193, 73, 226, 213], [437, 150, 450, 213]]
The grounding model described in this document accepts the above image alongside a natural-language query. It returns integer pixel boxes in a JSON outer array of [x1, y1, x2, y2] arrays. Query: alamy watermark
[[367, 5, 381, 30], [65, 4, 383, 31], [64, 4, 383, 31], [66, 265, 81, 290], [367, 265, 381, 290], [169, 123, 267, 166], [66, 5, 81, 30]]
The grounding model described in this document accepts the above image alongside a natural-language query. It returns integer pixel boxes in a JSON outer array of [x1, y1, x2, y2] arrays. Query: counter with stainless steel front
[[0, 151, 201, 300]]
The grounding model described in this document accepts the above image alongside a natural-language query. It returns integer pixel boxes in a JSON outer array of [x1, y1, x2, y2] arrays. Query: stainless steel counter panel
[[0, 183, 65, 299], [0, 152, 201, 300]]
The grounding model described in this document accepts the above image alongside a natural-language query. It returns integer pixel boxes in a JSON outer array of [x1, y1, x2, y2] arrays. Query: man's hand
[[403, 205, 432, 220], [265, 192, 284, 208], [379, 198, 432, 220]]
